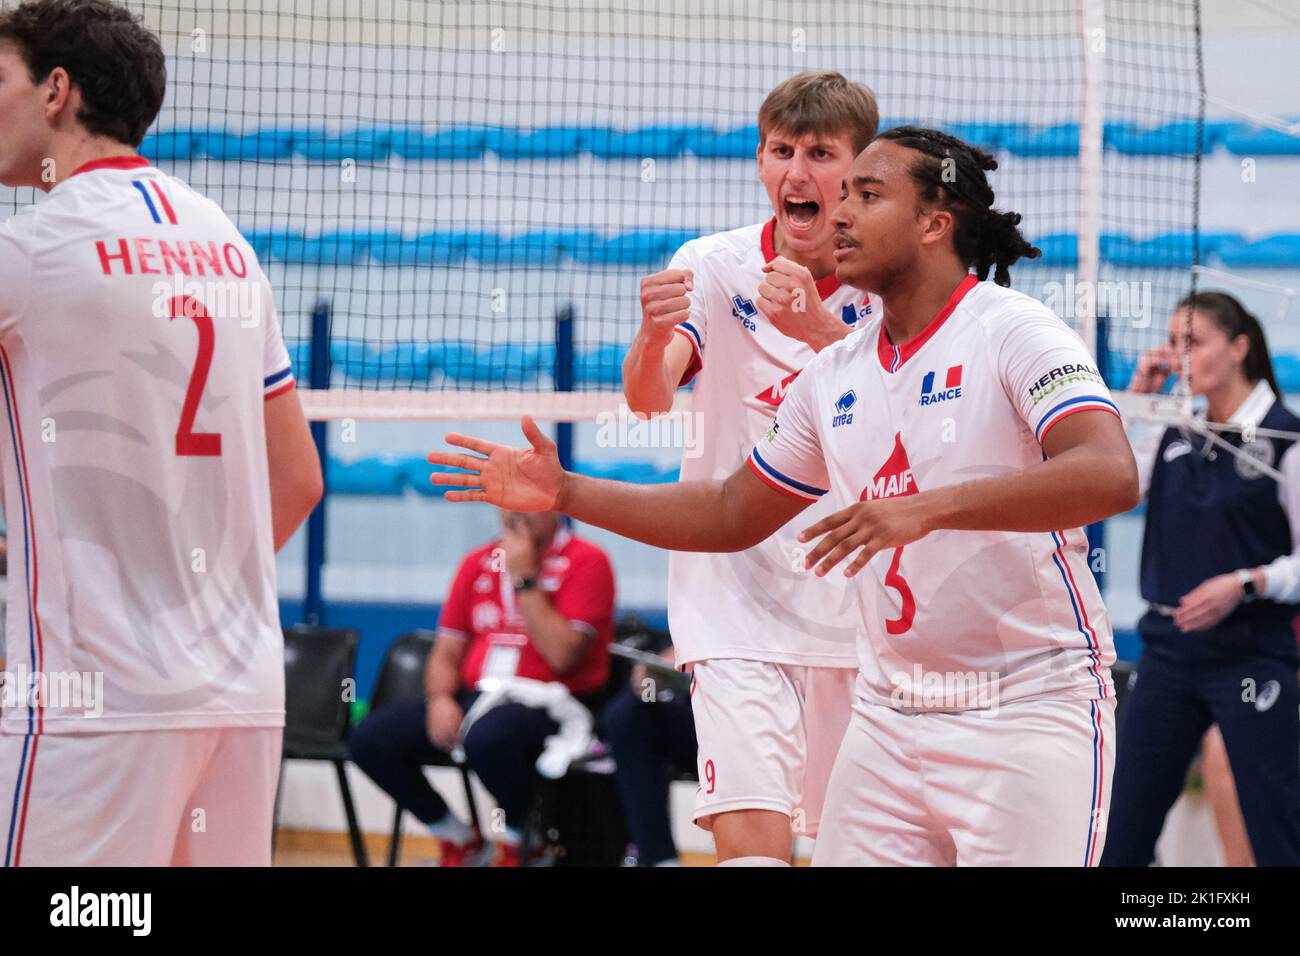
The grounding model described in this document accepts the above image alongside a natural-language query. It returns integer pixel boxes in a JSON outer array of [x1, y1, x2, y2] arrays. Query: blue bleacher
[[1217, 234, 1300, 268], [684, 125, 759, 158], [327, 455, 409, 496], [150, 121, 1300, 164], [1221, 124, 1300, 156]]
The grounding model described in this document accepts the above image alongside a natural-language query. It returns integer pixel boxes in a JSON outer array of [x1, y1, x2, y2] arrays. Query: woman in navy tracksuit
[[1102, 291, 1300, 866]]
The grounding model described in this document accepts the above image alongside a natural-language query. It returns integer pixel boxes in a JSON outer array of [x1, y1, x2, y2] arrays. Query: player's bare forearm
[[265, 390, 323, 551], [558, 470, 782, 553], [429, 417, 807, 552], [621, 335, 675, 416], [799, 410, 1138, 578], [918, 411, 1139, 533], [516, 588, 589, 675]]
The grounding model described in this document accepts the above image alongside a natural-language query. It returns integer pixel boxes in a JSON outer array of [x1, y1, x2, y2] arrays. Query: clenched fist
[[638, 268, 695, 348]]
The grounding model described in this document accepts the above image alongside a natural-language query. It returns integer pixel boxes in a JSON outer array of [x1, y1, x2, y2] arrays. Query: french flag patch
[[919, 365, 964, 407]]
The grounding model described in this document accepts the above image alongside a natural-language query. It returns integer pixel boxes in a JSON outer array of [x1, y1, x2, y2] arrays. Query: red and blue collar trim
[[876, 274, 979, 372], [68, 155, 150, 179]]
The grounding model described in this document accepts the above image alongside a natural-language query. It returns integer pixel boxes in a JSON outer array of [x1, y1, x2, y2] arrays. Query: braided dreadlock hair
[[876, 126, 1041, 286]]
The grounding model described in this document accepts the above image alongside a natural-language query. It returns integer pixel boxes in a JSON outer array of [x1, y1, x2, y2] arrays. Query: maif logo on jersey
[[755, 369, 800, 407], [860, 433, 918, 500], [919, 364, 963, 406], [832, 389, 857, 428]]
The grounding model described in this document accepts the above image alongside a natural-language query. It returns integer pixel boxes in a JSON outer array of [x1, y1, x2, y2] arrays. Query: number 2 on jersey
[[169, 295, 222, 457], [883, 546, 915, 635]]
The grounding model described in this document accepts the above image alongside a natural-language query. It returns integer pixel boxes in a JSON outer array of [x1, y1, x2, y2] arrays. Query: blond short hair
[[758, 70, 879, 155]]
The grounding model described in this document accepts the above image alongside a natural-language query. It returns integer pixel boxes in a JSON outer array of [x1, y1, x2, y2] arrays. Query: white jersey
[[0, 156, 294, 734], [750, 276, 1118, 708], [668, 220, 880, 667]]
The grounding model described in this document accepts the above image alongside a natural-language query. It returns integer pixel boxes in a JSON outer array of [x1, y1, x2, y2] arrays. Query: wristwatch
[[1235, 568, 1259, 602], [513, 575, 538, 594]]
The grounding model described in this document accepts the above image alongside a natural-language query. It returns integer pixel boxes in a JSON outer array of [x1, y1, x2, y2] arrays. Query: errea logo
[[731, 294, 757, 332], [840, 301, 874, 325], [832, 389, 857, 428], [919, 365, 963, 407]]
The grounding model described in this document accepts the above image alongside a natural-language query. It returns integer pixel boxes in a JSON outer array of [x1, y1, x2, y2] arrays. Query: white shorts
[[1, 727, 280, 866], [691, 659, 856, 838], [814, 694, 1116, 866]]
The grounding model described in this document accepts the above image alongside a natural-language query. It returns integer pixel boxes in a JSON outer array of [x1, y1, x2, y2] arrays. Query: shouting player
[[621, 70, 880, 865], [0, 0, 321, 865], [430, 127, 1139, 866]]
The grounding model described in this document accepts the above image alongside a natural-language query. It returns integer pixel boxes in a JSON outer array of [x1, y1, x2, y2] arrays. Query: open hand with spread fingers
[[798, 495, 934, 577], [428, 415, 566, 512]]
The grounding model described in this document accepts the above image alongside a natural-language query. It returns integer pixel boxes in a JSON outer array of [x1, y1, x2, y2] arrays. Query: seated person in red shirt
[[349, 510, 614, 866]]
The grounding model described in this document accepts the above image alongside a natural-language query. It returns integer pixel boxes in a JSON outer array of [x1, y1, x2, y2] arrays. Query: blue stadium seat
[[1027, 233, 1079, 266], [397, 126, 504, 160], [576, 230, 698, 266], [1221, 125, 1300, 156], [487, 126, 587, 159], [330, 339, 383, 380], [1000, 124, 1078, 157], [1101, 352, 1137, 391], [287, 340, 313, 380], [433, 343, 495, 383], [200, 128, 298, 161], [468, 232, 569, 267], [1105, 120, 1238, 155], [582, 125, 709, 159], [242, 229, 306, 263], [413, 458, 452, 497], [1100, 232, 1240, 268], [430, 342, 557, 384], [1273, 353, 1300, 393], [140, 128, 197, 162], [371, 232, 468, 266], [294, 128, 394, 162], [685, 125, 759, 158], [946, 123, 1018, 150], [328, 455, 409, 496], [574, 344, 627, 386], [373, 343, 436, 383], [301, 231, 399, 266], [1217, 234, 1300, 268]]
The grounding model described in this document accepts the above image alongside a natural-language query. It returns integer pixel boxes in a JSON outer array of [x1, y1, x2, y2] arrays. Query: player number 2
[[883, 546, 915, 635], [169, 295, 222, 457]]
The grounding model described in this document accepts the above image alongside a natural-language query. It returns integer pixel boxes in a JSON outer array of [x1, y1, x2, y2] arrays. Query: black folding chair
[[275, 624, 367, 866], [516, 614, 669, 866], [367, 630, 481, 867]]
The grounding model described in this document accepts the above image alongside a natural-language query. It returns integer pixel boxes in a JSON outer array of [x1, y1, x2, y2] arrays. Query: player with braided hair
[[871, 126, 1042, 286], [429, 128, 1137, 865]]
